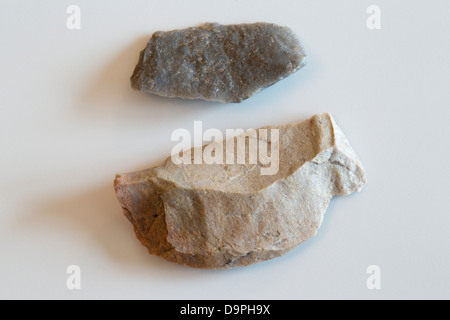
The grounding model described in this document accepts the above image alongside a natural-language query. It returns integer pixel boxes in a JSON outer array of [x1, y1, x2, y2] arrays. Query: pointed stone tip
[[130, 49, 147, 91], [114, 173, 122, 187], [324, 114, 368, 196]]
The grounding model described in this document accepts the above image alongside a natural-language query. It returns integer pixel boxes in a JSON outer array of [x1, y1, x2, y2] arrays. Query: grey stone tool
[[131, 22, 306, 103]]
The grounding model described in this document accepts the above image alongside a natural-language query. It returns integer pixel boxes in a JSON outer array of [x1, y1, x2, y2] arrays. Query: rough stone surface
[[131, 22, 306, 103], [114, 113, 367, 269]]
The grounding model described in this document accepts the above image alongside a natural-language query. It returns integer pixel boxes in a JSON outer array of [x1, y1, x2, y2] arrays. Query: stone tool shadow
[[78, 35, 225, 125], [19, 163, 205, 279]]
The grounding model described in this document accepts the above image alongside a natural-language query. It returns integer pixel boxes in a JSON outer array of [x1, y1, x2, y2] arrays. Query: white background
[[1, 0, 449, 300]]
